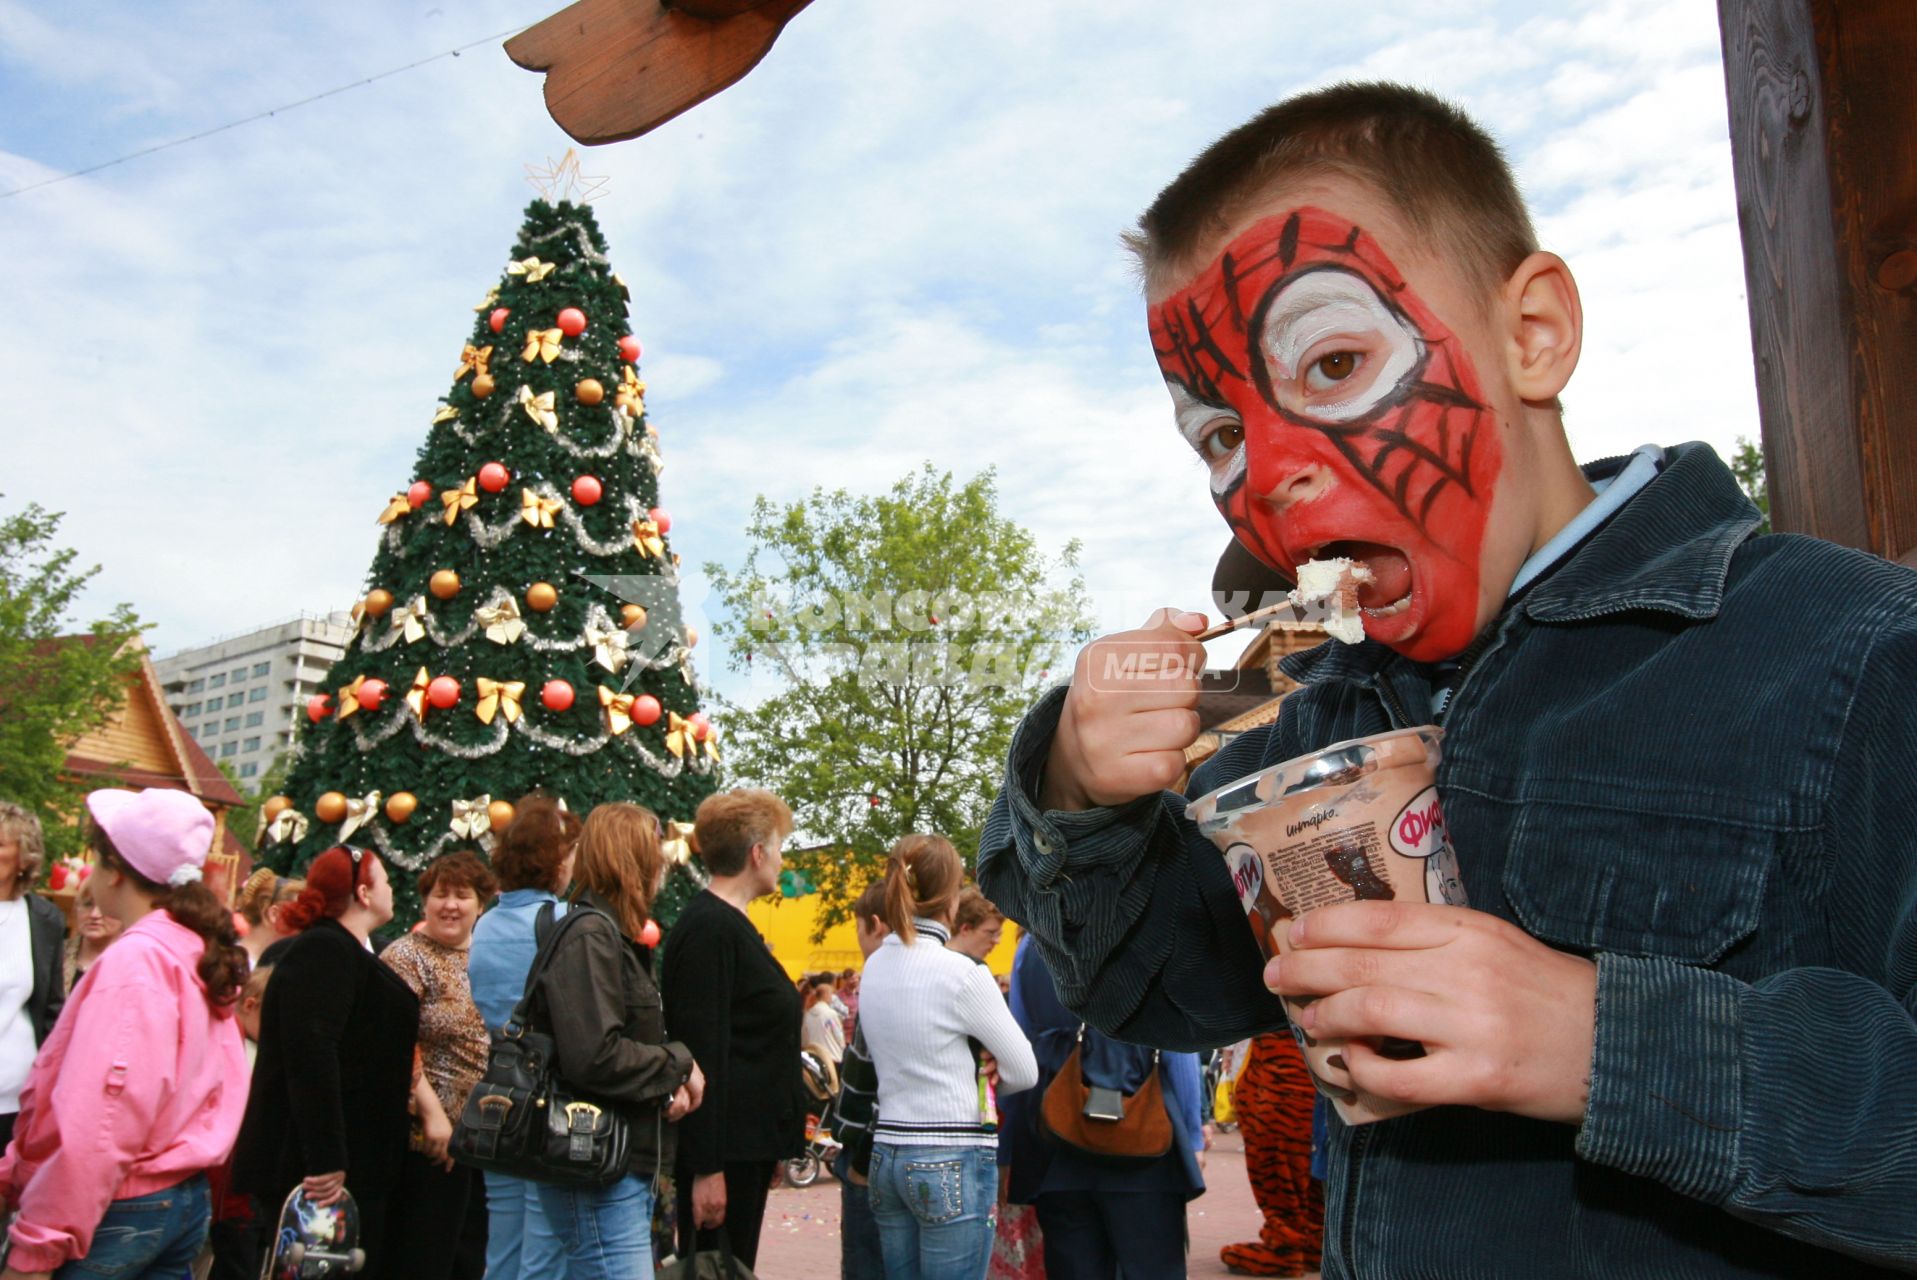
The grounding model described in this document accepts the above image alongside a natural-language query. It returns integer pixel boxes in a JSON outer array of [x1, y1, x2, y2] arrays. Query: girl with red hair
[[230, 847, 419, 1279]]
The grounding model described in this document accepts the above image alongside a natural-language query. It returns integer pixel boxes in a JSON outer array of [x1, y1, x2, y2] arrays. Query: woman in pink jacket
[[0, 788, 248, 1278]]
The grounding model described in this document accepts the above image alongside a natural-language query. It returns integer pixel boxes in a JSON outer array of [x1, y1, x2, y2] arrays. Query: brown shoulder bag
[[1039, 1027, 1174, 1165]]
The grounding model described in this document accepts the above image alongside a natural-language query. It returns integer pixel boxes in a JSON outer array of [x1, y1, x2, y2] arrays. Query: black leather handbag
[[452, 902, 632, 1186]]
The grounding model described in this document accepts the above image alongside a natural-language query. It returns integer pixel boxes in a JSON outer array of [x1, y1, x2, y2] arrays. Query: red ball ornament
[[689, 712, 711, 740], [489, 307, 510, 333], [639, 919, 662, 948], [427, 676, 461, 709], [571, 475, 602, 506], [617, 335, 642, 363], [648, 507, 671, 533], [541, 680, 575, 712], [357, 679, 388, 712], [869, 794, 881, 808], [306, 694, 332, 723], [632, 694, 663, 727], [406, 480, 432, 509], [478, 462, 510, 493], [556, 307, 588, 337]]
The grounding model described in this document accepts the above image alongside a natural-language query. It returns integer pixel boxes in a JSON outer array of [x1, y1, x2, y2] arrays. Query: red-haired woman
[[231, 846, 419, 1280], [0, 788, 249, 1275]]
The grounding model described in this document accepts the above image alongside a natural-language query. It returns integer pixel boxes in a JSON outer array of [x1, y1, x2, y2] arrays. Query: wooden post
[[1718, 1, 1917, 567]]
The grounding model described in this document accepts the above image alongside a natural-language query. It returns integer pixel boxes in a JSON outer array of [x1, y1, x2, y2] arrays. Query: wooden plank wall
[[1719, 1, 1917, 567]]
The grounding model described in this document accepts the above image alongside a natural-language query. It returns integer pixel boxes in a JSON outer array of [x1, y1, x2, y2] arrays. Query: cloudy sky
[[0, 0, 1757, 702]]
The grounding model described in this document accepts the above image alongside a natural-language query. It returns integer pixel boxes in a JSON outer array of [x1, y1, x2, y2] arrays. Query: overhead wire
[[0, 19, 537, 200]]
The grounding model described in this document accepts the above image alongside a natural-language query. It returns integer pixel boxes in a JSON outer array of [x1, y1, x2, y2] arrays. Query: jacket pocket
[[1502, 803, 1772, 965]]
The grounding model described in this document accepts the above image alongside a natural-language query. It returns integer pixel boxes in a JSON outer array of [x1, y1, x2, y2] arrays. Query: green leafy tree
[[265, 199, 718, 928], [1730, 435, 1771, 535], [706, 466, 1094, 930], [0, 500, 145, 860], [220, 750, 292, 848]]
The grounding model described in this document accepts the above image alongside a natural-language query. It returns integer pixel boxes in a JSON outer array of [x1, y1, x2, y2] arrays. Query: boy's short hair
[[852, 878, 887, 926], [954, 885, 1004, 934], [1126, 81, 1538, 304], [694, 788, 795, 877]]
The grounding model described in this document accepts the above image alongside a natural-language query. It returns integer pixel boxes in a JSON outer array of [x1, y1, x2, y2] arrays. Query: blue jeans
[[835, 1152, 885, 1280], [535, 1173, 653, 1280], [483, 1170, 568, 1279], [869, 1143, 996, 1280], [56, 1175, 209, 1280]]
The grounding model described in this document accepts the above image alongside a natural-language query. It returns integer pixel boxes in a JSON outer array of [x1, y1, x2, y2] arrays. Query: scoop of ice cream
[[1289, 557, 1374, 645]]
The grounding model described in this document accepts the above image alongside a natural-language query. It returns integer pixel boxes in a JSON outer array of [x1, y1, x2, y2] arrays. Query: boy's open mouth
[[1306, 540, 1414, 617]]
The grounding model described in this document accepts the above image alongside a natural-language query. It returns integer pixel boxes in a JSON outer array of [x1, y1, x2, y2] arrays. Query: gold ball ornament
[[487, 799, 517, 831], [315, 792, 348, 824], [471, 372, 496, 399], [526, 581, 558, 613], [430, 569, 462, 600], [620, 604, 648, 629], [575, 378, 604, 406], [262, 795, 292, 822], [364, 589, 394, 618], [385, 792, 418, 824]]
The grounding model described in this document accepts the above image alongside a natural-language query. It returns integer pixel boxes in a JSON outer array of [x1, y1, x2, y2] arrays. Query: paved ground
[[753, 1129, 1321, 1279]]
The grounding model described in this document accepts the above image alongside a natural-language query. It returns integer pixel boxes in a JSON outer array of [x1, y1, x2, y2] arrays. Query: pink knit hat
[[85, 788, 213, 887]]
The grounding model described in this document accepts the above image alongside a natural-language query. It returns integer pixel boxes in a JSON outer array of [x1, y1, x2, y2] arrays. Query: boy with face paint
[[977, 83, 1917, 1278]]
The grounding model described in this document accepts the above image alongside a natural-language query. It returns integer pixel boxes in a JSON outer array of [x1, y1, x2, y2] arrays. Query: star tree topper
[[525, 149, 610, 204]]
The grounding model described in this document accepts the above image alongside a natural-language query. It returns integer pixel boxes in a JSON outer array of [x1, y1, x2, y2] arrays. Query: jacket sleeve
[[1576, 611, 1917, 1269], [976, 686, 1289, 1052], [275, 935, 358, 1176], [5, 967, 181, 1272], [31, 896, 65, 1040], [538, 917, 691, 1106], [661, 914, 734, 1177], [959, 961, 1038, 1096]]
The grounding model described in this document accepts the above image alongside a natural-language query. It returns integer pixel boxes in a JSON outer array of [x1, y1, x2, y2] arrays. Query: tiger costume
[[1221, 1032, 1324, 1277]]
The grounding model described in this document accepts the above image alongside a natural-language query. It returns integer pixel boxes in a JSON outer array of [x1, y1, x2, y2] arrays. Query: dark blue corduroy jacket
[[980, 443, 1917, 1278]]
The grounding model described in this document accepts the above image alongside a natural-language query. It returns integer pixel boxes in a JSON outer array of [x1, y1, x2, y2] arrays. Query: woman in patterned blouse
[[381, 850, 497, 1280]]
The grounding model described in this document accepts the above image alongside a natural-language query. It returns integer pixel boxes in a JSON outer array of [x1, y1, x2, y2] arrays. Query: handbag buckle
[[564, 1100, 603, 1162]]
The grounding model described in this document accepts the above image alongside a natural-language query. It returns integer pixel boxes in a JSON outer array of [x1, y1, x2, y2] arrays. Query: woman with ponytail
[[0, 788, 249, 1277], [856, 835, 1038, 1280], [231, 845, 419, 1280]]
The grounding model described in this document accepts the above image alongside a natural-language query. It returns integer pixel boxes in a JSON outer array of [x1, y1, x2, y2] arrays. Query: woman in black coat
[[233, 847, 419, 1278], [660, 789, 806, 1270], [0, 801, 66, 1152]]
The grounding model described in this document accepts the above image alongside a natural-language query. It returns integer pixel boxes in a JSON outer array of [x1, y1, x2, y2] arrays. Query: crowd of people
[[0, 784, 1329, 1280]]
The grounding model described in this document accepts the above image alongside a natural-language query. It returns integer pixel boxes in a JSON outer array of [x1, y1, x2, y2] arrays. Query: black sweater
[[233, 918, 420, 1203], [660, 890, 805, 1174]]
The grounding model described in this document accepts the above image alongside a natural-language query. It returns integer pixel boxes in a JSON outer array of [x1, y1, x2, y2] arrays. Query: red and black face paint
[[1148, 208, 1502, 661]]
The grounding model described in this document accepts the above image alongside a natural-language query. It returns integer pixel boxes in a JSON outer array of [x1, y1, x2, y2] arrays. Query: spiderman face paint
[[1150, 207, 1503, 662]]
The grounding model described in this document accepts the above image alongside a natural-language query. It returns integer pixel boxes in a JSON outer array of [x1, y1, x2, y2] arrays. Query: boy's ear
[[1501, 251, 1582, 403]]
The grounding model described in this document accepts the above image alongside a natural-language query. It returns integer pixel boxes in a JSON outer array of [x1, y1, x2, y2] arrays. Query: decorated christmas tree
[[262, 166, 719, 927]]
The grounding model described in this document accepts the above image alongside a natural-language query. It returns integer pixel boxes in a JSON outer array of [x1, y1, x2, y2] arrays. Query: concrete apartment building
[[153, 612, 355, 784]]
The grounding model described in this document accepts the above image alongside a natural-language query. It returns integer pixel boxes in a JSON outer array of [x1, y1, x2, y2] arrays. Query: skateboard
[[263, 1187, 366, 1280]]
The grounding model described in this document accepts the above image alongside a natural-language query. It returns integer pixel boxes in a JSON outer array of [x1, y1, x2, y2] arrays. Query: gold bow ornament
[[337, 792, 383, 842], [585, 624, 630, 673], [475, 285, 500, 312], [336, 674, 368, 721], [518, 384, 559, 431], [455, 343, 494, 382], [632, 518, 665, 559], [665, 712, 696, 760], [661, 820, 696, 865], [615, 366, 647, 419], [442, 477, 479, 526], [266, 809, 309, 844], [600, 685, 637, 736], [476, 677, 525, 725], [392, 600, 429, 645], [377, 493, 413, 525], [522, 328, 564, 364], [506, 256, 555, 283], [450, 796, 494, 840], [404, 666, 432, 719], [432, 405, 460, 425], [521, 488, 563, 529], [476, 597, 526, 645]]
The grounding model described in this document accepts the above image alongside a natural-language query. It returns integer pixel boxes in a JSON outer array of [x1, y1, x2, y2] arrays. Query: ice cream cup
[[1189, 725, 1466, 1124]]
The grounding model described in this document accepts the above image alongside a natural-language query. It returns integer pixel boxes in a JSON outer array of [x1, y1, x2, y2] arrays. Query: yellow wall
[[747, 895, 1020, 978]]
